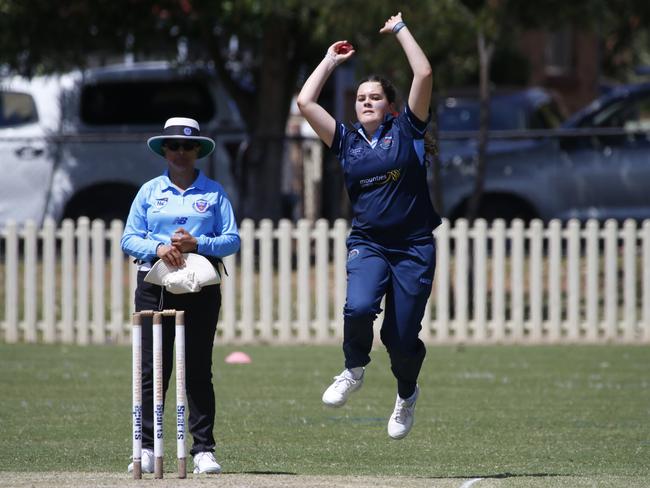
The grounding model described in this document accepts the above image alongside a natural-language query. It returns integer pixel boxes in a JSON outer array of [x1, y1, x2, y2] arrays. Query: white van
[[0, 61, 247, 226]]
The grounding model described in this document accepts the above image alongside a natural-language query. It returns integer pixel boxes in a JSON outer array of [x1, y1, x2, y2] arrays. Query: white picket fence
[[1, 217, 649, 345]]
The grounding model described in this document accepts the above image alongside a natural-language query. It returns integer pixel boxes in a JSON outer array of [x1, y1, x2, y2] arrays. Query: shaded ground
[[2, 472, 650, 488], [0, 472, 458, 488]]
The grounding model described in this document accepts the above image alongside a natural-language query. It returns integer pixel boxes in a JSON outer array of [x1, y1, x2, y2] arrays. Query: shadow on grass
[[240, 471, 298, 475], [430, 473, 567, 479], [234, 471, 564, 478]]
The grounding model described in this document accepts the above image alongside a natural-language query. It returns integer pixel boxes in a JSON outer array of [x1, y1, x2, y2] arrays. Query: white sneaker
[[193, 451, 222, 474], [387, 385, 419, 440], [127, 448, 154, 473], [322, 369, 364, 407]]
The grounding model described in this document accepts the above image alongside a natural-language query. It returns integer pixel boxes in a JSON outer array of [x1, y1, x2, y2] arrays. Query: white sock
[[347, 367, 364, 380]]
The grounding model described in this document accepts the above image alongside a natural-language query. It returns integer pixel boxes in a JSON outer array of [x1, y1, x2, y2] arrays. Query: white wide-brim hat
[[144, 253, 220, 294], [147, 117, 216, 159]]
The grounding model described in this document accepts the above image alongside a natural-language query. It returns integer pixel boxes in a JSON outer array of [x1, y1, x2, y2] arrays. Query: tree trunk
[[464, 31, 495, 319], [466, 31, 493, 222], [430, 105, 444, 216], [236, 22, 298, 221], [198, 16, 301, 222]]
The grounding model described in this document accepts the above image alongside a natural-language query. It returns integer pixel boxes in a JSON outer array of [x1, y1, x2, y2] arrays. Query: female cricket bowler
[[297, 12, 440, 439]]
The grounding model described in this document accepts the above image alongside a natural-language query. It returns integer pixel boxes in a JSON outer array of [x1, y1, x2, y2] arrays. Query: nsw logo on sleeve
[[192, 199, 210, 213]]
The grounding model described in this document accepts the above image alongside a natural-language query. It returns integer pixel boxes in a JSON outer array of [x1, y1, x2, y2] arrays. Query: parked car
[[435, 87, 564, 221], [437, 84, 650, 222], [437, 87, 565, 133], [0, 61, 247, 226]]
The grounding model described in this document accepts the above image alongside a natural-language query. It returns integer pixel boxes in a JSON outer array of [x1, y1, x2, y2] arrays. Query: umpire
[[121, 117, 240, 474]]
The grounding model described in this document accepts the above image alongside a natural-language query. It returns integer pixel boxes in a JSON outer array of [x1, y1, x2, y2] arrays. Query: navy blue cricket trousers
[[135, 271, 220, 456], [343, 234, 435, 399]]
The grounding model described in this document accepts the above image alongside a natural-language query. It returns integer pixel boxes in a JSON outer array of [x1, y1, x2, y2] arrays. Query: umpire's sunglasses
[[163, 140, 199, 151]]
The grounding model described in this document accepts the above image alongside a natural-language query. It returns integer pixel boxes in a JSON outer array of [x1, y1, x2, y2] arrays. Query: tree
[[437, 0, 650, 221], [0, 0, 485, 221], [0, 0, 437, 220], [456, 0, 502, 223], [0, 0, 325, 220], [2, 0, 649, 222]]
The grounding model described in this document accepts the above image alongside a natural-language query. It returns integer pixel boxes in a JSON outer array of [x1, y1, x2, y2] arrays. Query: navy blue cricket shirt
[[331, 105, 441, 243]]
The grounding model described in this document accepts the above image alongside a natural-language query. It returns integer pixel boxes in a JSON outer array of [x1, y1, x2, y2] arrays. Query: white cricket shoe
[[127, 448, 154, 473], [322, 369, 364, 407], [193, 451, 222, 474], [387, 385, 419, 440]]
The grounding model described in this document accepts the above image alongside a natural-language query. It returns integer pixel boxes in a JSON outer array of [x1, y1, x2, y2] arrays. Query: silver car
[[438, 85, 650, 222], [0, 61, 246, 226]]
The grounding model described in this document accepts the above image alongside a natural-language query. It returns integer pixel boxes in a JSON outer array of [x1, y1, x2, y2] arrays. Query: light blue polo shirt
[[121, 169, 240, 263]]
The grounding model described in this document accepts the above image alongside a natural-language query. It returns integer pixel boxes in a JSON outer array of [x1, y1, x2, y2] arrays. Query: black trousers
[[135, 271, 221, 456]]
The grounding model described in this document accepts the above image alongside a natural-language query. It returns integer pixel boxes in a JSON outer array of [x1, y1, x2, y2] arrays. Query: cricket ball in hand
[[335, 42, 353, 54]]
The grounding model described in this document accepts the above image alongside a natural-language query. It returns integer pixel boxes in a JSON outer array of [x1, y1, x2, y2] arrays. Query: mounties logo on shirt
[[192, 199, 210, 213], [154, 197, 168, 209], [359, 169, 401, 188]]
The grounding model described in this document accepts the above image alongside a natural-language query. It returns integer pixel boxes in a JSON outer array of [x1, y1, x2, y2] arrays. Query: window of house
[[544, 28, 573, 77]]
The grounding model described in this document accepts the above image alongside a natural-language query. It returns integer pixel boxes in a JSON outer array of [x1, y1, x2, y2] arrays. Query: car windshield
[[578, 95, 650, 130], [437, 95, 563, 131], [80, 80, 216, 125]]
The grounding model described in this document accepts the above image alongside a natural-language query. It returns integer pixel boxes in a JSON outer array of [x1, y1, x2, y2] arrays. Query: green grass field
[[0, 343, 649, 487]]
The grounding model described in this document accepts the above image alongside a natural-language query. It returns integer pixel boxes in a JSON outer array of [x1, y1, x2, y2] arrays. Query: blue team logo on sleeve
[[154, 197, 168, 209], [192, 199, 210, 213], [379, 135, 393, 150]]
